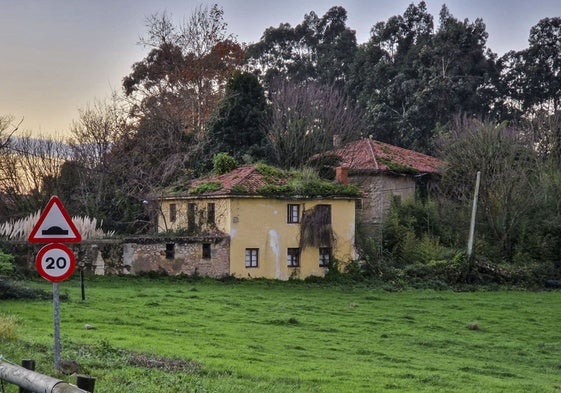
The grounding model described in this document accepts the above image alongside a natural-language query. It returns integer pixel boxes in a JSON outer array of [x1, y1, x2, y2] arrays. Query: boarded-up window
[[207, 203, 215, 224], [188, 203, 196, 231], [300, 204, 333, 249], [169, 203, 177, 222]]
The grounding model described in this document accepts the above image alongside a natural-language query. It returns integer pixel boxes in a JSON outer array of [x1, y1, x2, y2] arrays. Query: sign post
[[28, 196, 81, 371]]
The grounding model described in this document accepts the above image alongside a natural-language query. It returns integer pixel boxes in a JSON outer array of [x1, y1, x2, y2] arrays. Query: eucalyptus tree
[[349, 2, 497, 154], [499, 17, 561, 116], [246, 6, 357, 88]]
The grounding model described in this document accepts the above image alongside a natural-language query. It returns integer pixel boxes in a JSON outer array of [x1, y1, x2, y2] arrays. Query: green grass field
[[1, 277, 560, 392]]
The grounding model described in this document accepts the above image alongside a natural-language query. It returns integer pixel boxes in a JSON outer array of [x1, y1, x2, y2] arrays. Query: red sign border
[[35, 243, 77, 283], [28, 196, 81, 243]]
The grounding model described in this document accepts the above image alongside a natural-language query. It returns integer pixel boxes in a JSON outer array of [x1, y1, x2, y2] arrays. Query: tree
[[499, 17, 561, 116], [265, 79, 363, 169], [0, 133, 69, 217], [246, 6, 357, 88], [123, 5, 244, 136], [204, 71, 270, 168], [0, 115, 21, 151], [104, 5, 245, 233], [439, 117, 541, 261], [59, 96, 130, 223], [349, 2, 497, 153]]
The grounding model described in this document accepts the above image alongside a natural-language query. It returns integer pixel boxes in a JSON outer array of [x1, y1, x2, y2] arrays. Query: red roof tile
[[189, 165, 285, 195], [329, 138, 442, 174]]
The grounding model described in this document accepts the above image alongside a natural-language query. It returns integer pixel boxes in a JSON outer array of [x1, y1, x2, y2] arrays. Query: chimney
[[335, 166, 349, 184]]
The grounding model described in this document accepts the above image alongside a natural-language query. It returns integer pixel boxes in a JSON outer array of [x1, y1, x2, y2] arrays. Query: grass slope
[[1, 277, 560, 392]]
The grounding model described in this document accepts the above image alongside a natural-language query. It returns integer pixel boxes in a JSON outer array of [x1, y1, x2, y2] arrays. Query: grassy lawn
[[1, 276, 560, 392]]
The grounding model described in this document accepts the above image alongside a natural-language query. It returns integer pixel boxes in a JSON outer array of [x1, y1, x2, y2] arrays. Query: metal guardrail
[[0, 360, 92, 393]]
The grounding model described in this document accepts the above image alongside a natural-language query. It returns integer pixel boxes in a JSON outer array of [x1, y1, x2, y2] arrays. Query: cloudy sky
[[1, 0, 559, 137]]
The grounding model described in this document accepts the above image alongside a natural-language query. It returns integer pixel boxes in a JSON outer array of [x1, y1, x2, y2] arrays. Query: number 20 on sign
[[35, 243, 76, 283]]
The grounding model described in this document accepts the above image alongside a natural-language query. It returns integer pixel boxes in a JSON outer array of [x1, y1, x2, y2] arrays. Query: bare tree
[[0, 132, 69, 217], [62, 95, 130, 218], [265, 79, 364, 169], [0, 115, 22, 150]]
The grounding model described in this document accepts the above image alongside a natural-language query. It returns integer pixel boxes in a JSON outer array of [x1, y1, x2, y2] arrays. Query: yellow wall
[[158, 196, 356, 280], [228, 198, 356, 280]]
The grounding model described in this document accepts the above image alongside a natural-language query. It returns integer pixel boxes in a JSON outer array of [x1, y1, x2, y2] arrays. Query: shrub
[[213, 153, 237, 175], [0, 314, 20, 340], [0, 249, 15, 276], [0, 279, 53, 300], [190, 181, 222, 195]]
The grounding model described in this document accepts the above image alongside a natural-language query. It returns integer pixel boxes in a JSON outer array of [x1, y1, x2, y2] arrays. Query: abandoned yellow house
[[156, 164, 359, 280]]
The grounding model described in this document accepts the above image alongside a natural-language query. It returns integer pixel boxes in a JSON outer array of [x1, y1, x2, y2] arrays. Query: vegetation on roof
[[255, 165, 360, 198], [189, 181, 222, 195], [377, 158, 418, 174]]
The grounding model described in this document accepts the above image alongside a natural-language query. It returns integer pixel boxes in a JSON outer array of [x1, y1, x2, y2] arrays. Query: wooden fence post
[[19, 360, 35, 393], [76, 375, 95, 392]]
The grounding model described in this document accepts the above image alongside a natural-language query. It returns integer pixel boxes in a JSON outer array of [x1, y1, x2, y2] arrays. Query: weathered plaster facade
[[158, 196, 357, 280]]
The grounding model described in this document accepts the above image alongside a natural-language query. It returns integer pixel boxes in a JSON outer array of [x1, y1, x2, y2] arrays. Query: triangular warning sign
[[28, 196, 81, 243]]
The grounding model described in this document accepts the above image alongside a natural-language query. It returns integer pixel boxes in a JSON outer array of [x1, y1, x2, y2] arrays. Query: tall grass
[[0, 277, 560, 392], [0, 212, 114, 240]]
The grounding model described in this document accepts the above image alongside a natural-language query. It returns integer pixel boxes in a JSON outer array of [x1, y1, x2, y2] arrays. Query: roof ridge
[[367, 138, 379, 170]]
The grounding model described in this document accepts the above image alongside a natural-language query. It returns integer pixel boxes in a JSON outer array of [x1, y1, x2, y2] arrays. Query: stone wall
[[2, 235, 230, 278]]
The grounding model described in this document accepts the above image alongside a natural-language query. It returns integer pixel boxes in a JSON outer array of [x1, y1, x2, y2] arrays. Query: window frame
[[287, 248, 300, 267], [202, 243, 211, 259], [187, 203, 197, 230], [287, 204, 300, 223], [207, 202, 216, 224], [245, 248, 259, 268], [319, 247, 331, 267], [169, 203, 177, 222]]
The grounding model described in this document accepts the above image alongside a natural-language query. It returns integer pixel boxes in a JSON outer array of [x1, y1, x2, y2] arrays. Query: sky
[[1, 0, 560, 138]]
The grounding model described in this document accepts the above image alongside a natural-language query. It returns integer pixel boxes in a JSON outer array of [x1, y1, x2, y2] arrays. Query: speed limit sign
[[35, 243, 76, 283]]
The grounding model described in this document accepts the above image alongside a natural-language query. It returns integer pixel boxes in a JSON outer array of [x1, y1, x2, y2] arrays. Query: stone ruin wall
[[3, 236, 230, 278]]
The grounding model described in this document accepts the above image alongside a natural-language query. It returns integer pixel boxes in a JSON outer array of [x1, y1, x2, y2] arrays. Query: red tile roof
[[329, 138, 442, 174], [188, 165, 285, 196]]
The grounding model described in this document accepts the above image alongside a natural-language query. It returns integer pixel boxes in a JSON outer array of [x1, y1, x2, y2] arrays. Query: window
[[169, 203, 177, 222], [188, 203, 196, 230], [317, 204, 332, 223], [245, 248, 259, 268], [207, 203, 215, 224], [165, 243, 175, 259], [202, 243, 211, 259], [319, 247, 331, 267], [287, 248, 300, 267], [355, 198, 363, 210], [287, 204, 300, 223]]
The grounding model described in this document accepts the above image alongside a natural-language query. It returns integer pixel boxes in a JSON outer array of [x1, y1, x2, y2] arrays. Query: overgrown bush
[[0, 279, 57, 300], [0, 313, 20, 341], [0, 249, 15, 276], [213, 152, 237, 175]]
